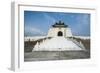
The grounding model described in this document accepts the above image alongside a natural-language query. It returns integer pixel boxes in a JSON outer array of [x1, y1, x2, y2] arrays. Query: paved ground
[[24, 38, 90, 62], [24, 50, 90, 62]]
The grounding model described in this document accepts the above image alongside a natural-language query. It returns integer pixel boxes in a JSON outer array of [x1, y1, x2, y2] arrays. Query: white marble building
[[32, 21, 85, 51], [47, 21, 72, 37]]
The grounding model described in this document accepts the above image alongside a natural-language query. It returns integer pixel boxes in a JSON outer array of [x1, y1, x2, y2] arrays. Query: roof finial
[[59, 20, 61, 24]]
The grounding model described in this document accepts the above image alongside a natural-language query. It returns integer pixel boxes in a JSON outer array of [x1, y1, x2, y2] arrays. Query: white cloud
[[43, 13, 56, 23], [25, 26, 46, 36]]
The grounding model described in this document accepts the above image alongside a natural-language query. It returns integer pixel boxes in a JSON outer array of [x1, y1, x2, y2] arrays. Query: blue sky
[[24, 11, 90, 36]]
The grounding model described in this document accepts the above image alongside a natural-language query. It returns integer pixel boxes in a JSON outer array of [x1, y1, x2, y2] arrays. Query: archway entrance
[[58, 31, 63, 36]]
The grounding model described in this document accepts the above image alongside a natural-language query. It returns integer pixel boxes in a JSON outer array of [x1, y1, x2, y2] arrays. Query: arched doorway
[[58, 31, 63, 36]]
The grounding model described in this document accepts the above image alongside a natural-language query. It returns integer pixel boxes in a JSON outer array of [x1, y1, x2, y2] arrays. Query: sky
[[24, 11, 90, 36]]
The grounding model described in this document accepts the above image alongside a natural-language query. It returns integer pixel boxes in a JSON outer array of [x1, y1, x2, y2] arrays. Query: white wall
[[47, 27, 72, 37], [0, 0, 100, 73]]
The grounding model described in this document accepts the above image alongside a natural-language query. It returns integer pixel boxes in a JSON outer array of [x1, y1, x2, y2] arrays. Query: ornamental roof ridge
[[52, 21, 68, 28]]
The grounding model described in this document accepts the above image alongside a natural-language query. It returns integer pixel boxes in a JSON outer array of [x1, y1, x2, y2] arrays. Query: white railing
[[69, 38, 86, 50]]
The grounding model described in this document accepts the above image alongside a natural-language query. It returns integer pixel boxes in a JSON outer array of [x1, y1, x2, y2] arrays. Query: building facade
[[47, 21, 72, 37]]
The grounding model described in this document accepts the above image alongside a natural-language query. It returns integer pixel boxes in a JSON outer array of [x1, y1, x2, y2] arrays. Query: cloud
[[43, 13, 56, 23], [24, 26, 46, 36]]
